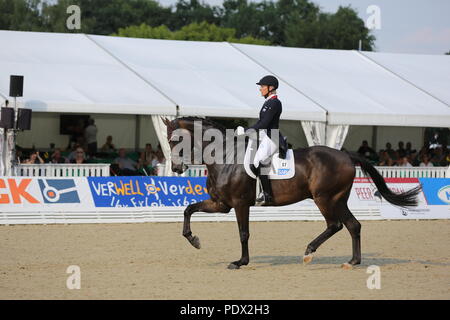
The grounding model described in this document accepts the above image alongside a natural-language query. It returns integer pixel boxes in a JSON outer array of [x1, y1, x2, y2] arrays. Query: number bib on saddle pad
[[243, 138, 295, 180]]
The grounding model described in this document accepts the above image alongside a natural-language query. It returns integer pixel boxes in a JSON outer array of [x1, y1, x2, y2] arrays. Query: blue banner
[[87, 177, 209, 207], [419, 178, 450, 205]]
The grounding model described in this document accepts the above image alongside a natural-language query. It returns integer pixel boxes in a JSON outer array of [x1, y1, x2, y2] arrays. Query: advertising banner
[[87, 176, 209, 208], [1, 176, 449, 220]]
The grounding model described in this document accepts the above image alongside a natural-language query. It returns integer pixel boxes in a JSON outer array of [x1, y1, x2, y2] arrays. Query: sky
[[157, 0, 450, 55]]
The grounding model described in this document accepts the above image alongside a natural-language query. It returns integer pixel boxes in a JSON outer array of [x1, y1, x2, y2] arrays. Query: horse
[[162, 117, 421, 269]]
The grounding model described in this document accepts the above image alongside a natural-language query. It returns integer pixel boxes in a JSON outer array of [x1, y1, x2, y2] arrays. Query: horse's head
[[162, 117, 226, 174], [162, 117, 201, 174]]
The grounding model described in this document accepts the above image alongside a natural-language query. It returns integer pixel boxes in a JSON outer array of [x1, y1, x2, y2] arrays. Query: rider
[[238, 75, 283, 206]]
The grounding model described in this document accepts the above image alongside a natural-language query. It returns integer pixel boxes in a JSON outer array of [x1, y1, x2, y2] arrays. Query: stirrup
[[255, 192, 273, 206]]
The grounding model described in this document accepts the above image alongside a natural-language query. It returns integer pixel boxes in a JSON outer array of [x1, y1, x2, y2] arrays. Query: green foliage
[[115, 21, 270, 45], [0, 0, 375, 50]]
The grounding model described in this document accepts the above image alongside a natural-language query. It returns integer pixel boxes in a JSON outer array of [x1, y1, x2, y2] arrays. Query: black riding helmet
[[256, 75, 279, 89]]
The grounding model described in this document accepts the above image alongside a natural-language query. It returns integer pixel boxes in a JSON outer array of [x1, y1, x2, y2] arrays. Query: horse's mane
[[175, 116, 228, 134]]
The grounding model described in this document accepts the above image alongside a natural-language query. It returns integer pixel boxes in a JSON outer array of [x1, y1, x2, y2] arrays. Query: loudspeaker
[[17, 108, 32, 130], [0, 107, 15, 129], [9, 75, 24, 97]]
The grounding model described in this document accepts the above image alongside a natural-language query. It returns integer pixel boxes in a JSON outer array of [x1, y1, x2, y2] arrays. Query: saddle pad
[[243, 139, 295, 180]]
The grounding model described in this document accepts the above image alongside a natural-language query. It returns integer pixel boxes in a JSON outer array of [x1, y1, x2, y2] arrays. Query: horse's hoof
[[227, 262, 240, 270], [341, 263, 353, 270], [190, 236, 201, 249], [303, 254, 313, 265]]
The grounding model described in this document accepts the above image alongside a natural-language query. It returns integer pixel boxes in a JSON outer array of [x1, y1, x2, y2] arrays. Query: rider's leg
[[254, 135, 277, 206]]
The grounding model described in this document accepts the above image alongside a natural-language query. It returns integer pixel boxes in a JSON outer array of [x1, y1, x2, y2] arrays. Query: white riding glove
[[235, 126, 245, 136]]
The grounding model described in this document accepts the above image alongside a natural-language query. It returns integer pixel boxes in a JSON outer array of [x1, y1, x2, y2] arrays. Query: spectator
[[405, 142, 416, 156], [50, 148, 66, 164], [378, 151, 394, 166], [49, 143, 56, 153], [101, 135, 116, 153], [140, 143, 156, 175], [396, 141, 406, 158], [430, 147, 445, 166], [419, 154, 434, 167], [70, 147, 87, 164], [397, 156, 412, 167], [24, 151, 45, 164], [66, 143, 84, 163], [357, 140, 376, 159], [84, 118, 98, 158], [384, 142, 398, 160], [114, 148, 141, 176], [152, 148, 166, 170]]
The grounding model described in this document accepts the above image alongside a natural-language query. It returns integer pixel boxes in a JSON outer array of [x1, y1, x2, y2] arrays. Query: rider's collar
[[265, 94, 277, 101]]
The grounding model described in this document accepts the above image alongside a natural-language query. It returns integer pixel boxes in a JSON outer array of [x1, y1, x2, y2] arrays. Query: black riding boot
[[255, 170, 274, 206]]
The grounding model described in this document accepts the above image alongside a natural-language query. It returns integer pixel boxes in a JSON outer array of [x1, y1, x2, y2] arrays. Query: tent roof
[[1, 30, 449, 127], [0, 30, 176, 115], [234, 44, 450, 127], [361, 51, 450, 106], [90, 35, 326, 121]]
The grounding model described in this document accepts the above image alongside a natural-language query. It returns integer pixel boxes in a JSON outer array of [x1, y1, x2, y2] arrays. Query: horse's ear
[[161, 117, 171, 128]]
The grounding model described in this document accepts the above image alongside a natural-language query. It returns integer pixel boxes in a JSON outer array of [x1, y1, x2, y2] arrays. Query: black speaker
[[9, 75, 24, 97], [17, 108, 32, 130], [0, 107, 15, 129]]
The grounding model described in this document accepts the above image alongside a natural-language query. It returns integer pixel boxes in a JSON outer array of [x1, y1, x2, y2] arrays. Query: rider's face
[[259, 85, 269, 97]]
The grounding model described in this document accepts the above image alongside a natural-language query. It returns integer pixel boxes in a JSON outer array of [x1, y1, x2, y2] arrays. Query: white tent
[[89, 35, 326, 122], [233, 44, 450, 128], [1, 30, 450, 175], [0, 30, 176, 115], [361, 51, 450, 106]]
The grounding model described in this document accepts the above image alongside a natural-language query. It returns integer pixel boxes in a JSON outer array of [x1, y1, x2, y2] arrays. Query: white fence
[[17, 164, 110, 177], [157, 164, 449, 178]]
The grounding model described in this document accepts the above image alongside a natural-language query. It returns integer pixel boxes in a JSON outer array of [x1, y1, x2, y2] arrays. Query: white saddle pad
[[243, 139, 295, 180]]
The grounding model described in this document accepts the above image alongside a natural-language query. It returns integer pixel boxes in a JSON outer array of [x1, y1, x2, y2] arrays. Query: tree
[[115, 21, 269, 44], [41, 0, 172, 35], [168, 0, 220, 30], [0, 0, 44, 31]]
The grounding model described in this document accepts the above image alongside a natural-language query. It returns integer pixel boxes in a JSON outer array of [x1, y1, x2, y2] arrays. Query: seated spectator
[[384, 142, 398, 160], [405, 142, 416, 156], [24, 151, 45, 164], [140, 143, 156, 175], [419, 154, 434, 167], [50, 148, 67, 164], [70, 147, 87, 164], [378, 151, 394, 166], [151, 149, 166, 173], [114, 148, 141, 176], [397, 156, 412, 167], [430, 147, 445, 165], [357, 140, 376, 159], [396, 141, 406, 158], [66, 143, 84, 163], [101, 135, 116, 153]]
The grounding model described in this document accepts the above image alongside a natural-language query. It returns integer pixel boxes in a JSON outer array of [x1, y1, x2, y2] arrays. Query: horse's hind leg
[[303, 199, 343, 264], [339, 205, 362, 268]]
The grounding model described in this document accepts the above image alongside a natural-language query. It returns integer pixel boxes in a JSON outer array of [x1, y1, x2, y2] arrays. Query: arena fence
[[17, 164, 110, 177], [157, 164, 449, 178]]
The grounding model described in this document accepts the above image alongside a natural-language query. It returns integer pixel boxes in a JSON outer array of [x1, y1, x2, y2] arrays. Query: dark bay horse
[[163, 117, 421, 269]]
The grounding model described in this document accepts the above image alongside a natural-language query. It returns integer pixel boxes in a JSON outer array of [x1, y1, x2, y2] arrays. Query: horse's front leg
[[228, 205, 250, 269], [183, 199, 230, 249]]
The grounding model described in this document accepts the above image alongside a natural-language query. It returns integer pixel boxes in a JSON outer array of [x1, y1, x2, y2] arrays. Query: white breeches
[[253, 133, 278, 168]]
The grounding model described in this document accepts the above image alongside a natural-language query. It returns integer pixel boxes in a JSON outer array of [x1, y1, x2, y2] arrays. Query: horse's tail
[[346, 151, 421, 207]]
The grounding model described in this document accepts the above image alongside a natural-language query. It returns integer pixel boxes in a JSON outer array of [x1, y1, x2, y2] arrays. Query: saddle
[[243, 137, 295, 180]]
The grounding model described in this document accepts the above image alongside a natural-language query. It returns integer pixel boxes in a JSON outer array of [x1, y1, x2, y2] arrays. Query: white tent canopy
[[362, 51, 450, 106], [90, 35, 326, 121], [234, 44, 450, 128], [0, 31, 177, 115]]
